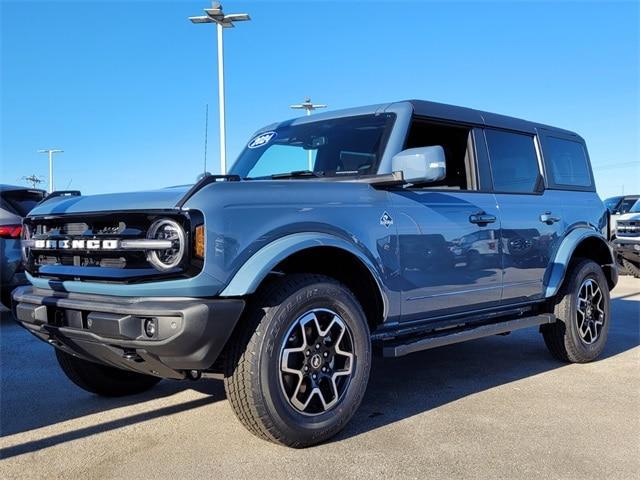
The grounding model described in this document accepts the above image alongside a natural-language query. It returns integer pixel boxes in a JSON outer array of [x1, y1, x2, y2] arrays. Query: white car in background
[[612, 199, 640, 278], [605, 194, 639, 236]]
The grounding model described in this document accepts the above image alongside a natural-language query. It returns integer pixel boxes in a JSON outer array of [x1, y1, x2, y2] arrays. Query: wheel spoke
[[575, 278, 606, 345], [279, 308, 355, 416]]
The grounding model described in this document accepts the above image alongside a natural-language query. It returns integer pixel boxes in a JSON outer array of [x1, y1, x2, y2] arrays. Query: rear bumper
[[613, 238, 640, 263], [12, 286, 244, 379]]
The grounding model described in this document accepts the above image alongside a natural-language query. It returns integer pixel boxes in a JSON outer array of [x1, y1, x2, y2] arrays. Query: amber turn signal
[[194, 224, 205, 258]]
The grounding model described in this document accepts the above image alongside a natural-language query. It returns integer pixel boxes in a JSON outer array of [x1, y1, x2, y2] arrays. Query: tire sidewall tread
[[224, 274, 371, 448]]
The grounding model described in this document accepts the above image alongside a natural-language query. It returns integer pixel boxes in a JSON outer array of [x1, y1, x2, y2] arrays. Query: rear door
[[481, 129, 565, 303]]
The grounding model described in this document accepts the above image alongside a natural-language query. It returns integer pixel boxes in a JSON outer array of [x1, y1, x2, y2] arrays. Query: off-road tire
[[621, 258, 640, 279], [541, 259, 610, 363], [223, 274, 371, 448], [55, 350, 161, 396]]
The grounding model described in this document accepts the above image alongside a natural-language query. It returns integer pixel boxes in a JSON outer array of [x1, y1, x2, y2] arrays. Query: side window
[[404, 119, 476, 190], [485, 129, 541, 193], [544, 137, 592, 188]]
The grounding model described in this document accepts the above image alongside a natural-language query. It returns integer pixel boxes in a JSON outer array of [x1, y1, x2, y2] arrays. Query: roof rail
[[176, 174, 240, 208]]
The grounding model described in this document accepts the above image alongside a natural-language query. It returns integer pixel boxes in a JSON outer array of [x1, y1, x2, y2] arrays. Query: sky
[[1, 0, 638, 198]]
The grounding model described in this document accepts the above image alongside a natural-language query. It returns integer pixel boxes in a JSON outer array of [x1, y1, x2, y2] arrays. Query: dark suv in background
[[0, 185, 46, 307]]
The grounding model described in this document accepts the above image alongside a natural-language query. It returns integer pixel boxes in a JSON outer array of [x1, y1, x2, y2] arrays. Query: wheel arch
[[545, 228, 617, 298], [219, 233, 388, 330]]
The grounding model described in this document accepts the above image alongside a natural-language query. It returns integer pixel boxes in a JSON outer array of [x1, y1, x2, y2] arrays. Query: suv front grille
[[24, 211, 201, 283], [616, 221, 640, 238]]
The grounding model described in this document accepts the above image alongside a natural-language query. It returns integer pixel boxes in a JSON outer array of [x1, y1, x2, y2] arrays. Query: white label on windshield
[[248, 131, 277, 149]]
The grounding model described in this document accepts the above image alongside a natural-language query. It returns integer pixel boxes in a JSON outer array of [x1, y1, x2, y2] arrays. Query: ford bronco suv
[[13, 100, 617, 447]]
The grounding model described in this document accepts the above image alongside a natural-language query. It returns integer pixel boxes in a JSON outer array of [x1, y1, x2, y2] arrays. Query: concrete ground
[[1, 277, 638, 480]]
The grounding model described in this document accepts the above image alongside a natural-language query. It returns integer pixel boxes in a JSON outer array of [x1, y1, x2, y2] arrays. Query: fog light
[[144, 318, 157, 338]]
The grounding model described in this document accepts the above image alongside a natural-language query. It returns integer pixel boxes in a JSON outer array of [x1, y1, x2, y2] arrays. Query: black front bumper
[[613, 238, 640, 263], [12, 286, 245, 379]]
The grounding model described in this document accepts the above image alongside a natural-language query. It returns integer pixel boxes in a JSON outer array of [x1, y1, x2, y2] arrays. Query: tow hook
[[122, 351, 144, 362], [186, 370, 202, 381]]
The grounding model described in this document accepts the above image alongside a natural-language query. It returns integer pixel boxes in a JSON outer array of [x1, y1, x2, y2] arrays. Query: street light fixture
[[37, 149, 63, 193], [189, 2, 250, 175], [290, 97, 327, 116], [290, 98, 327, 170]]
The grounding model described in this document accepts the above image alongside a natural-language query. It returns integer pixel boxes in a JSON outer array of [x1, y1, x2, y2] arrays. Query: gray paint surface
[[22, 100, 612, 326]]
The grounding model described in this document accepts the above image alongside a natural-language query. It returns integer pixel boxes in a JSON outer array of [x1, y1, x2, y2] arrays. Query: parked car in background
[[605, 194, 639, 236], [612, 199, 640, 278], [0, 184, 46, 307]]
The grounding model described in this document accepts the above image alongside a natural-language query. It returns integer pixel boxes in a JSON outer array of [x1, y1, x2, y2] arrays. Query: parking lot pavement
[[1, 277, 638, 480]]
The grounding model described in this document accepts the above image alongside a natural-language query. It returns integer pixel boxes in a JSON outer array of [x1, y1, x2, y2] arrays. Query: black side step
[[382, 314, 555, 357]]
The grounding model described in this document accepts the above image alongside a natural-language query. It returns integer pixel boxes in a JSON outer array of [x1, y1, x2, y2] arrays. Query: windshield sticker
[[248, 131, 277, 149]]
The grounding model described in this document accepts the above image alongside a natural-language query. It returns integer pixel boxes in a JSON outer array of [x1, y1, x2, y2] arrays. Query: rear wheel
[[541, 259, 610, 363], [55, 350, 161, 396], [224, 274, 371, 448]]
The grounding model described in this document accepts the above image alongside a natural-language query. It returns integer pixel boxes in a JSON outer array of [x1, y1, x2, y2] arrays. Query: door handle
[[540, 212, 561, 224], [469, 212, 497, 225]]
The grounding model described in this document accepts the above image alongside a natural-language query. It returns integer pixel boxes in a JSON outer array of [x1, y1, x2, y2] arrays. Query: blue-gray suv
[[12, 100, 617, 447]]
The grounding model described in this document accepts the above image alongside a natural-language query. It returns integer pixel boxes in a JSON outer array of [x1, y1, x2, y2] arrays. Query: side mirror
[[392, 146, 446, 184]]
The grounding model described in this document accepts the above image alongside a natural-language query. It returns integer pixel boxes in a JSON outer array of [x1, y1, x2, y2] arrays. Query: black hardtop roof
[[407, 99, 581, 139]]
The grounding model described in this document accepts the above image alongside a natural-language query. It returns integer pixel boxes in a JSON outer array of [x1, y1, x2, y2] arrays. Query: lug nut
[[315, 344, 320, 350], [312, 373, 317, 380], [323, 351, 328, 357], [306, 350, 310, 356], [304, 365, 309, 372]]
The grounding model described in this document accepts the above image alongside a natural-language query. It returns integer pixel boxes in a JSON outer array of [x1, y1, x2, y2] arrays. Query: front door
[[390, 190, 503, 322]]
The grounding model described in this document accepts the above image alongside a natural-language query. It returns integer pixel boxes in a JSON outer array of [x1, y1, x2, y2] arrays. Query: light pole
[[37, 149, 63, 193], [189, 2, 250, 175], [290, 98, 327, 170]]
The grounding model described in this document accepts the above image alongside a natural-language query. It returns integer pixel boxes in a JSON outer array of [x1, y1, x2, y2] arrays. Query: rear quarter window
[[544, 137, 593, 188]]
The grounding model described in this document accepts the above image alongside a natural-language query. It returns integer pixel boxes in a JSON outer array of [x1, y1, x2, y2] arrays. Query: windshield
[[230, 113, 395, 179], [619, 197, 639, 213], [630, 200, 640, 213]]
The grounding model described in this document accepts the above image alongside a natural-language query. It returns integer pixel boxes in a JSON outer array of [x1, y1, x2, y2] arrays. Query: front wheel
[[541, 259, 610, 363], [224, 274, 371, 448]]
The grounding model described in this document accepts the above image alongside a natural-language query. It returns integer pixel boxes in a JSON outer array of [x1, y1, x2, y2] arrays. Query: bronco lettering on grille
[[34, 239, 119, 250]]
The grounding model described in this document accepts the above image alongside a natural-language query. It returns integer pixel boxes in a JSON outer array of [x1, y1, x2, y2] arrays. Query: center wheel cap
[[310, 354, 322, 369]]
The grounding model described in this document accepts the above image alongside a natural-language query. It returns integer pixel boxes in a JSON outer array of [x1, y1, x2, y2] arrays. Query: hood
[[28, 185, 192, 216], [618, 212, 640, 222]]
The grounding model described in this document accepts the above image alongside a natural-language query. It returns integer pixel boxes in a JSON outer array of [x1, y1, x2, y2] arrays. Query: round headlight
[[146, 219, 185, 271]]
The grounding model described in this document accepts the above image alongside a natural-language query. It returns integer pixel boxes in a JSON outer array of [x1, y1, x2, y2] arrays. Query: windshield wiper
[[270, 170, 324, 179]]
